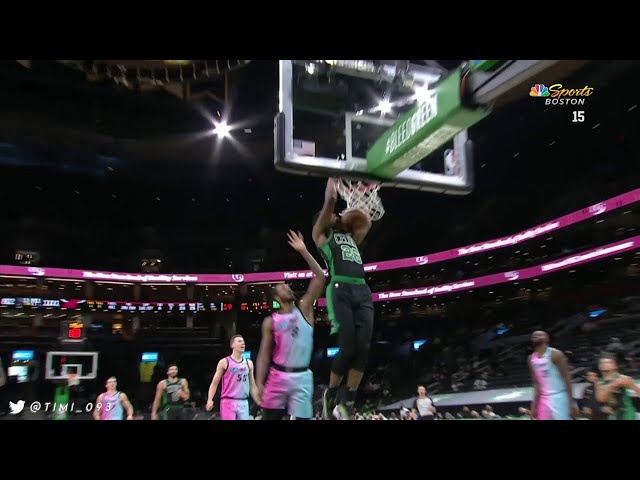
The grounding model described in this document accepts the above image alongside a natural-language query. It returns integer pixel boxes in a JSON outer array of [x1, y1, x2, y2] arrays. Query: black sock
[[345, 389, 357, 405]]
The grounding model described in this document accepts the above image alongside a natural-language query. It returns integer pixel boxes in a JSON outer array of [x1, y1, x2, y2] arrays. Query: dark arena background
[[0, 59, 639, 421]]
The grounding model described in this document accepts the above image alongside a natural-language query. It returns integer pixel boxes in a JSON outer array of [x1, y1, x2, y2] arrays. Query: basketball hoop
[[67, 373, 79, 387], [336, 179, 385, 221]]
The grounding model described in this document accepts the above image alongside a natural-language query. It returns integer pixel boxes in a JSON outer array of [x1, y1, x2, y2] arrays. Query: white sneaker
[[333, 404, 349, 420]]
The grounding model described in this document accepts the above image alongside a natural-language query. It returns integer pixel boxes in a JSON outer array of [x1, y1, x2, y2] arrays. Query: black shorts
[[326, 281, 374, 334], [326, 280, 374, 373]]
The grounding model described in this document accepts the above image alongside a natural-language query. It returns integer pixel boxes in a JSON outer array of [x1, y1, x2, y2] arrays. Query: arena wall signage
[[316, 236, 639, 307], [2, 237, 637, 311], [0, 189, 637, 285]]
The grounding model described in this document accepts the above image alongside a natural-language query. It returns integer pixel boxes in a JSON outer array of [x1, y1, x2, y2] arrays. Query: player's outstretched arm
[[528, 356, 539, 419], [626, 376, 640, 395], [120, 392, 134, 420], [613, 375, 640, 396], [312, 178, 338, 247], [151, 381, 165, 420], [552, 349, 579, 418], [598, 375, 640, 402], [247, 359, 260, 405], [351, 209, 372, 246], [287, 230, 325, 319], [94, 393, 104, 420], [206, 359, 227, 411], [256, 316, 274, 399]]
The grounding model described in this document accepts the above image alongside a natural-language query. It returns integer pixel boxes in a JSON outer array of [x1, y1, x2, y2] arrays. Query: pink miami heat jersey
[[531, 347, 566, 396], [271, 307, 313, 369], [221, 356, 250, 400], [101, 391, 124, 420]]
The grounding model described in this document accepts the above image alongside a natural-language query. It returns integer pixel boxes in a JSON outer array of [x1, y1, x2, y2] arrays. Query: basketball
[[340, 208, 369, 233]]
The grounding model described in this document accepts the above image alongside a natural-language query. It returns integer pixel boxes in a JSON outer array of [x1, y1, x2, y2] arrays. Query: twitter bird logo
[[9, 400, 25, 415]]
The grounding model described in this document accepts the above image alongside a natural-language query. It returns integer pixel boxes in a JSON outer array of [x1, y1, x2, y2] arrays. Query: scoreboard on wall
[[240, 301, 271, 312], [84, 301, 210, 313], [1, 297, 264, 313], [0, 298, 234, 313], [1, 297, 63, 308], [83, 301, 236, 313], [60, 320, 86, 343]]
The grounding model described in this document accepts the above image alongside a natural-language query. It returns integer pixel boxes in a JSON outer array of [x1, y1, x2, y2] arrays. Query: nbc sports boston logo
[[529, 83, 594, 105]]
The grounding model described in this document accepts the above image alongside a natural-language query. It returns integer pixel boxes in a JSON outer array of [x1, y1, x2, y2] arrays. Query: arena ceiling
[[0, 59, 638, 272]]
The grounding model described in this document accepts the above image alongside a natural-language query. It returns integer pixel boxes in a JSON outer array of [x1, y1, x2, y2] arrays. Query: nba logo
[[444, 149, 458, 176]]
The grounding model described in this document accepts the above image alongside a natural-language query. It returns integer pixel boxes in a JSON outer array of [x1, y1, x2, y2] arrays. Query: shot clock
[[61, 320, 86, 343]]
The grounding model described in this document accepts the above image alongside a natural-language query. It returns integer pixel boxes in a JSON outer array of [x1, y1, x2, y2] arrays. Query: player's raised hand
[[325, 177, 338, 201], [287, 230, 307, 252]]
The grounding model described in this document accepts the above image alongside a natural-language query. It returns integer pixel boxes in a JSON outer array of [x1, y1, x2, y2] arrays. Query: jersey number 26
[[341, 245, 362, 264]]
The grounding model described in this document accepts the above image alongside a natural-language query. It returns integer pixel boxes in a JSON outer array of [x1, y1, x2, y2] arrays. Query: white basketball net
[[336, 179, 385, 221]]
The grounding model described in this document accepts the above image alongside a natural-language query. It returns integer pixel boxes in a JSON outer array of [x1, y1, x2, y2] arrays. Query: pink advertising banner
[[316, 236, 640, 307], [0, 189, 637, 284], [1, 238, 637, 309]]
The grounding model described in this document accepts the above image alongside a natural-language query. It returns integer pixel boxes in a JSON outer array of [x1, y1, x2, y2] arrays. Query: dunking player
[[596, 355, 640, 420], [255, 230, 325, 420], [151, 364, 190, 420], [93, 376, 134, 420], [206, 335, 259, 420], [529, 331, 579, 420], [313, 178, 374, 420]]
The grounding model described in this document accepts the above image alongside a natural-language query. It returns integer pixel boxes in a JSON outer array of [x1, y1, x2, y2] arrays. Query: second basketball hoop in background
[[336, 179, 385, 222]]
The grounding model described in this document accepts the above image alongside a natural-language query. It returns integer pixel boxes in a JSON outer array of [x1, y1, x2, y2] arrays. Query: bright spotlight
[[413, 85, 433, 104], [213, 121, 231, 138], [376, 99, 393, 114]]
